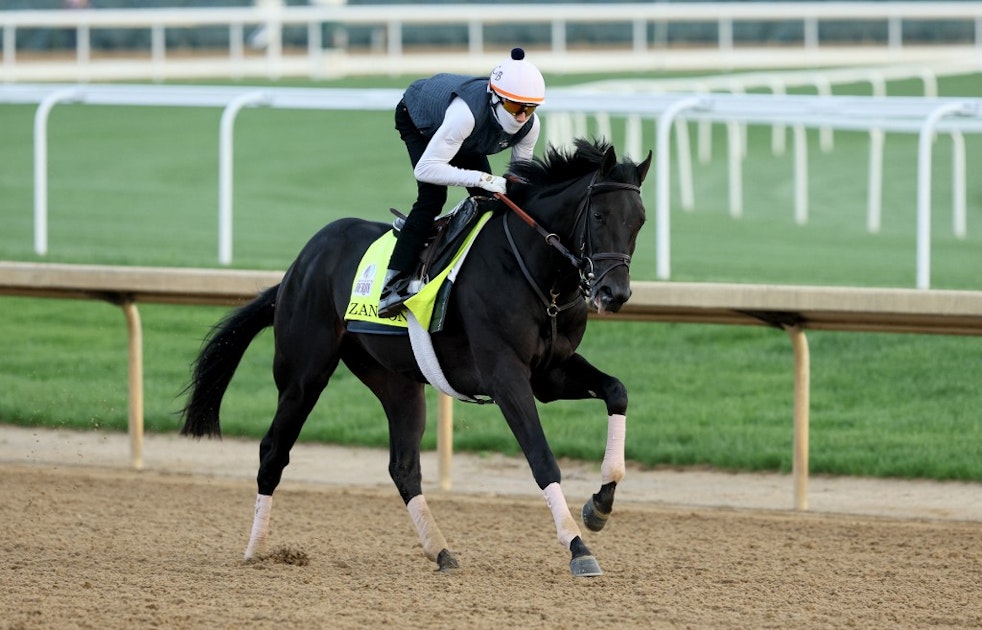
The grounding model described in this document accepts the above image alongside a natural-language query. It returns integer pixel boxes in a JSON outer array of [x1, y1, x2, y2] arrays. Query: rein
[[495, 192, 583, 272]]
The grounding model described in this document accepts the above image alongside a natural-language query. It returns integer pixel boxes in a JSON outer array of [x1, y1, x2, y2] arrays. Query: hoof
[[582, 497, 610, 532], [569, 536, 603, 577], [436, 548, 460, 572], [570, 554, 603, 577]]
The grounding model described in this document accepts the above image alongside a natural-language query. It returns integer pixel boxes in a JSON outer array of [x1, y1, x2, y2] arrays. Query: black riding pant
[[391, 100, 490, 273]]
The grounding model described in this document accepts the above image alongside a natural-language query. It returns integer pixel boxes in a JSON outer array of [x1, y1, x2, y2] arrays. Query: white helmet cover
[[489, 48, 545, 105]]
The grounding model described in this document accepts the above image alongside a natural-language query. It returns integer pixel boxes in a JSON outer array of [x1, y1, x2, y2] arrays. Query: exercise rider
[[378, 47, 546, 318]]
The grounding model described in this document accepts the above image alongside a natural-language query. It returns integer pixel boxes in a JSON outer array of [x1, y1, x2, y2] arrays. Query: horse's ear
[[636, 150, 653, 184], [600, 145, 617, 177]]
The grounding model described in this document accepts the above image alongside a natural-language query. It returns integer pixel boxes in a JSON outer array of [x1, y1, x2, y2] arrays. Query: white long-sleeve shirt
[[412, 97, 540, 188]]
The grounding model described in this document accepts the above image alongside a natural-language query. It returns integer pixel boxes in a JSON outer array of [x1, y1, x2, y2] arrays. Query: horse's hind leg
[[380, 381, 459, 572], [245, 317, 341, 560], [343, 352, 458, 571]]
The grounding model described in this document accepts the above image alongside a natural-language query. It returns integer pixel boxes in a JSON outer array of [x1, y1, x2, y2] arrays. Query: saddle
[[345, 196, 495, 336], [390, 196, 492, 283]]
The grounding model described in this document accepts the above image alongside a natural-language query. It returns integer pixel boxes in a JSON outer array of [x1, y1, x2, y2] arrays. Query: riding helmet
[[489, 48, 546, 105]]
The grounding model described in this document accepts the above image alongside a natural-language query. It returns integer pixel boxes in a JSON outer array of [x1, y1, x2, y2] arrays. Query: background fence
[[5, 80, 981, 288], [2, 2, 982, 81]]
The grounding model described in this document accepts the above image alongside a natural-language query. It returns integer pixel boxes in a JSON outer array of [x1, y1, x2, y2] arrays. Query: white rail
[[2, 83, 981, 287], [569, 64, 951, 162], [640, 92, 982, 288], [2, 3, 982, 81]]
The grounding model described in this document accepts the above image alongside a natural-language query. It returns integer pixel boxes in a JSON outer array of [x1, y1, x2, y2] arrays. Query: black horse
[[181, 138, 651, 577]]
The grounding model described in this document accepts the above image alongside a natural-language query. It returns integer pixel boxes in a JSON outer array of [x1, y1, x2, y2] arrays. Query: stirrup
[[378, 276, 422, 318]]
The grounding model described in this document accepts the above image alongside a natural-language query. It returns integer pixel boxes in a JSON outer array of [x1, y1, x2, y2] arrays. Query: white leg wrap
[[407, 495, 448, 562], [543, 482, 581, 550], [244, 493, 272, 560], [601, 413, 627, 485]]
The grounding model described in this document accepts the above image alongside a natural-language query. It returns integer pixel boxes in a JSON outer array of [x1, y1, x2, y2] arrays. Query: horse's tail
[[180, 284, 279, 438]]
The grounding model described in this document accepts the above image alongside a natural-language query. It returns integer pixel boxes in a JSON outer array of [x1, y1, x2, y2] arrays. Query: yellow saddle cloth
[[345, 211, 492, 333]]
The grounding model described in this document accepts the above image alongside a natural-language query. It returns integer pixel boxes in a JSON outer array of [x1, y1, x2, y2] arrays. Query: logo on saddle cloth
[[345, 211, 492, 333]]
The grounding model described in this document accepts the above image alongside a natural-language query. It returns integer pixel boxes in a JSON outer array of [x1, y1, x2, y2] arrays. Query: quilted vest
[[403, 73, 534, 155]]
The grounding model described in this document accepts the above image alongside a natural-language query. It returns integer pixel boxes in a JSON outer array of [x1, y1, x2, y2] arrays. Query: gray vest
[[403, 73, 534, 156]]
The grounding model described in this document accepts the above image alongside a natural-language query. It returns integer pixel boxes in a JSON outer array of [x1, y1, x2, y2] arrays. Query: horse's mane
[[508, 138, 614, 191]]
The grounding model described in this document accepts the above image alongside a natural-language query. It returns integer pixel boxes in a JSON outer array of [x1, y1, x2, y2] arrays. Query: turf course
[[0, 71, 979, 480]]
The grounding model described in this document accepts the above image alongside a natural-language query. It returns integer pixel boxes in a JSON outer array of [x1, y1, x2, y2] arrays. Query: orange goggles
[[499, 98, 538, 117]]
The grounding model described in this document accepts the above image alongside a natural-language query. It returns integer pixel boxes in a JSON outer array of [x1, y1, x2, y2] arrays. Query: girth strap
[[406, 310, 494, 405]]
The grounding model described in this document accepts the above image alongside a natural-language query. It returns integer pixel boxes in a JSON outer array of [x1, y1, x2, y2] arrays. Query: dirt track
[[2, 426, 981, 629]]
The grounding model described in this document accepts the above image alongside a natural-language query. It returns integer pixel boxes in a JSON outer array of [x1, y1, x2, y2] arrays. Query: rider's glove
[[477, 173, 507, 194]]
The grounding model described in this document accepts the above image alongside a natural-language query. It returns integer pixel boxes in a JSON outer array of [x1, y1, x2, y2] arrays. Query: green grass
[[1, 71, 980, 480]]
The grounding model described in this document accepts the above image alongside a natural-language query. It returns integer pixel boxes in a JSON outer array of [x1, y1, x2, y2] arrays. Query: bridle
[[570, 176, 644, 292], [497, 173, 642, 316]]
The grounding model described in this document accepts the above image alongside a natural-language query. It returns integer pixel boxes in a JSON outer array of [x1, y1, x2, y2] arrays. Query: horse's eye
[[592, 211, 604, 221]]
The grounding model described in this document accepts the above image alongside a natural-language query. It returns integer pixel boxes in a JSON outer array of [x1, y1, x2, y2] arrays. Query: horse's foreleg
[[532, 354, 628, 534], [544, 482, 603, 577], [516, 442, 602, 575], [493, 376, 604, 577], [583, 413, 626, 532]]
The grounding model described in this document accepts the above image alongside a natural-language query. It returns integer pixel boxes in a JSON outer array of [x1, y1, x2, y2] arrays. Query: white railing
[[553, 64, 960, 220], [637, 93, 982, 290], [2, 2, 982, 81], [2, 83, 981, 288], [571, 64, 947, 164], [549, 65, 982, 291], [7, 83, 404, 264]]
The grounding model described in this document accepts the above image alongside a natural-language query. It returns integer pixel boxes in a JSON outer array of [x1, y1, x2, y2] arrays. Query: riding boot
[[378, 268, 421, 318]]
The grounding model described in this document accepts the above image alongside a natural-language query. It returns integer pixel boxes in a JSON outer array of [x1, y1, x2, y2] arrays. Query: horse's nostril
[[609, 286, 630, 304]]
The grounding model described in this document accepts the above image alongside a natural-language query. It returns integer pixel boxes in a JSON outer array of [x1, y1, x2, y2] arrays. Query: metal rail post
[[786, 325, 810, 511], [655, 96, 709, 280], [218, 91, 270, 265], [33, 88, 81, 256], [916, 101, 977, 289]]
